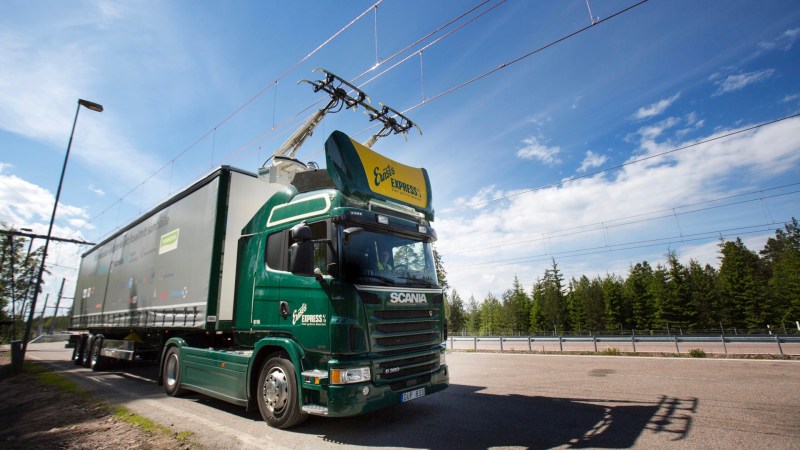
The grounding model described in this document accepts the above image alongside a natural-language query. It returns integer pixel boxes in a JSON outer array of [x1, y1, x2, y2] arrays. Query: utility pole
[[36, 294, 50, 338], [48, 278, 66, 335]]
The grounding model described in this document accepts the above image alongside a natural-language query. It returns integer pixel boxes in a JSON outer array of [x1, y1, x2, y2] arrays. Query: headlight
[[439, 351, 446, 366], [330, 367, 371, 385]]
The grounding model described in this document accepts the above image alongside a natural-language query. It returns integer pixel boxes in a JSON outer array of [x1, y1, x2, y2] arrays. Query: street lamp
[[22, 99, 103, 358]]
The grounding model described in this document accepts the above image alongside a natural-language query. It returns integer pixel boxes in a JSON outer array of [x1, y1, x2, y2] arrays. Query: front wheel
[[162, 347, 187, 396], [256, 354, 308, 429]]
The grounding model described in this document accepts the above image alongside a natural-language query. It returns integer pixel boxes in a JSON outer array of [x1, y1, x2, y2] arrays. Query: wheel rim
[[262, 366, 289, 414], [165, 354, 179, 388]]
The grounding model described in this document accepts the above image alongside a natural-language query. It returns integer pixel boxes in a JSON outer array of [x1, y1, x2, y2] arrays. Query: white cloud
[[577, 151, 608, 173], [712, 69, 774, 96], [782, 93, 800, 103], [436, 118, 800, 299], [758, 27, 800, 52], [0, 165, 90, 231], [516, 136, 561, 165], [633, 93, 680, 120], [88, 184, 106, 197]]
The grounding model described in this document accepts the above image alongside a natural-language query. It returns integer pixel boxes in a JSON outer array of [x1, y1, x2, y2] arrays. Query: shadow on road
[[294, 384, 697, 449]]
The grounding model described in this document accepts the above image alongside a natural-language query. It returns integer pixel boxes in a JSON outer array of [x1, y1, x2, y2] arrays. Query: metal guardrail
[[447, 334, 800, 356]]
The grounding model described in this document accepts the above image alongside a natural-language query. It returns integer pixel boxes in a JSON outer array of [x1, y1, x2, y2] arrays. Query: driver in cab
[[377, 249, 393, 271]]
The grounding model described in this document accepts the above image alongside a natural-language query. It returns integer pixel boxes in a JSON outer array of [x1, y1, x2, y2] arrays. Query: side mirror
[[289, 241, 315, 276], [290, 222, 312, 243]]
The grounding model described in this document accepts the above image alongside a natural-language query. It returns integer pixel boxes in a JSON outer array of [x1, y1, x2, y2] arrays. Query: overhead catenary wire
[[352, 0, 651, 138], [85, 1, 383, 229], [449, 219, 795, 272], [241, 0, 507, 163], [440, 185, 800, 257], [440, 112, 800, 215]]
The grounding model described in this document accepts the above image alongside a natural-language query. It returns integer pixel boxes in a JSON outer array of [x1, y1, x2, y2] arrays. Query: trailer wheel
[[256, 354, 308, 429], [162, 347, 187, 396], [90, 337, 107, 371], [73, 335, 87, 365], [82, 336, 94, 367]]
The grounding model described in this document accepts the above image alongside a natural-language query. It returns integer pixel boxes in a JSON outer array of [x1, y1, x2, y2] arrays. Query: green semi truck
[[69, 72, 448, 428]]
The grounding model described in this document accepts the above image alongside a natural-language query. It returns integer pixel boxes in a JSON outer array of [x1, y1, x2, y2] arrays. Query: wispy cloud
[[88, 184, 106, 197], [758, 27, 800, 52], [0, 2, 177, 198], [516, 136, 561, 165], [782, 93, 800, 103], [577, 151, 608, 173], [712, 69, 774, 96], [633, 93, 680, 120]]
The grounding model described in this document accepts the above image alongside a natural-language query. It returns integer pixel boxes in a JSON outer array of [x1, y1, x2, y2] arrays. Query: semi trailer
[[69, 71, 448, 428]]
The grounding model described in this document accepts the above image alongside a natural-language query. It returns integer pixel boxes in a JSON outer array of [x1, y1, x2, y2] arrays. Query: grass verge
[[20, 360, 194, 445]]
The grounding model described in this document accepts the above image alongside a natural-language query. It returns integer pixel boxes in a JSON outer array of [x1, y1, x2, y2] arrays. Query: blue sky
[[1, 0, 799, 314]]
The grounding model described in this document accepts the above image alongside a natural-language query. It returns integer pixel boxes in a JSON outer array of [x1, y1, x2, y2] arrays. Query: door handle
[[279, 301, 290, 319]]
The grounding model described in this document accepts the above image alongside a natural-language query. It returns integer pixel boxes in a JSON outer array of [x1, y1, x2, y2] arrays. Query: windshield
[[340, 226, 439, 288]]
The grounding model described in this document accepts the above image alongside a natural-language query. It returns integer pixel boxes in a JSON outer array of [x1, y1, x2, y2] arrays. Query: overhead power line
[[450, 219, 793, 272], [441, 183, 800, 257], [440, 112, 800, 215], [87, 1, 383, 228], [353, 0, 651, 138]]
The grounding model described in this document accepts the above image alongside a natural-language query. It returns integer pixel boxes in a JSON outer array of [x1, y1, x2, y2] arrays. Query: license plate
[[401, 387, 426, 403]]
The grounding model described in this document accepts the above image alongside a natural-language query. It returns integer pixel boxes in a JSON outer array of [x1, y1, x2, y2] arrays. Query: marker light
[[330, 367, 371, 385]]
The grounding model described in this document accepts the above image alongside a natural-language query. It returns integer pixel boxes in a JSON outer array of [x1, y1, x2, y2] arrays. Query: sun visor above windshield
[[325, 131, 434, 221]]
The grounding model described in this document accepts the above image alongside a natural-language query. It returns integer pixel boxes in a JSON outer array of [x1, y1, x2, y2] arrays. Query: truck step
[[301, 404, 329, 416]]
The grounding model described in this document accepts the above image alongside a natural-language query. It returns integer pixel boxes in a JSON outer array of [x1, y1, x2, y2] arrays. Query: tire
[[256, 354, 308, 429], [73, 335, 86, 365], [162, 347, 187, 396], [82, 336, 94, 367], [89, 337, 106, 371]]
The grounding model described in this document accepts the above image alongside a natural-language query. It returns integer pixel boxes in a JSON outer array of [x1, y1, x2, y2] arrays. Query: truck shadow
[[294, 384, 697, 449]]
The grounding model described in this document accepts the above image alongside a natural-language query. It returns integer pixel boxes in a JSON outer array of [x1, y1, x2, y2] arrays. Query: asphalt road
[[22, 342, 800, 449]]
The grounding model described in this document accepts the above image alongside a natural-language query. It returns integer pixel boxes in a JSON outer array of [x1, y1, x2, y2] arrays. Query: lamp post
[[22, 99, 103, 358]]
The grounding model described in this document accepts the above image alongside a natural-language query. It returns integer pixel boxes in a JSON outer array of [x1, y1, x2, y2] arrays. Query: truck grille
[[369, 308, 442, 386]]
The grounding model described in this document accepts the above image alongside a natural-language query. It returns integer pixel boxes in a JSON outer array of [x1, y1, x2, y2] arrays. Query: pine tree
[[626, 262, 655, 330], [529, 279, 546, 334], [503, 275, 531, 335], [1, 227, 45, 324], [447, 289, 466, 334], [662, 251, 693, 330], [718, 238, 766, 329], [466, 295, 481, 334], [567, 277, 588, 334], [760, 218, 800, 326], [480, 293, 502, 335], [539, 259, 567, 334], [603, 274, 629, 333], [686, 260, 719, 330], [649, 264, 671, 330], [432, 245, 448, 288]]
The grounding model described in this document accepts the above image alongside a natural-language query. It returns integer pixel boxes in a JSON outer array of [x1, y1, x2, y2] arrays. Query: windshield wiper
[[398, 276, 437, 288], [354, 274, 395, 285]]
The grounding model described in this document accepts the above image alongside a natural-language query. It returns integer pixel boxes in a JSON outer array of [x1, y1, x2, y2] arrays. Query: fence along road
[[448, 334, 800, 356]]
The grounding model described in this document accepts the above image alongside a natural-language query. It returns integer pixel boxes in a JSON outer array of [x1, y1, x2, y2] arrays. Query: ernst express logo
[[373, 164, 419, 198], [389, 292, 427, 304]]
